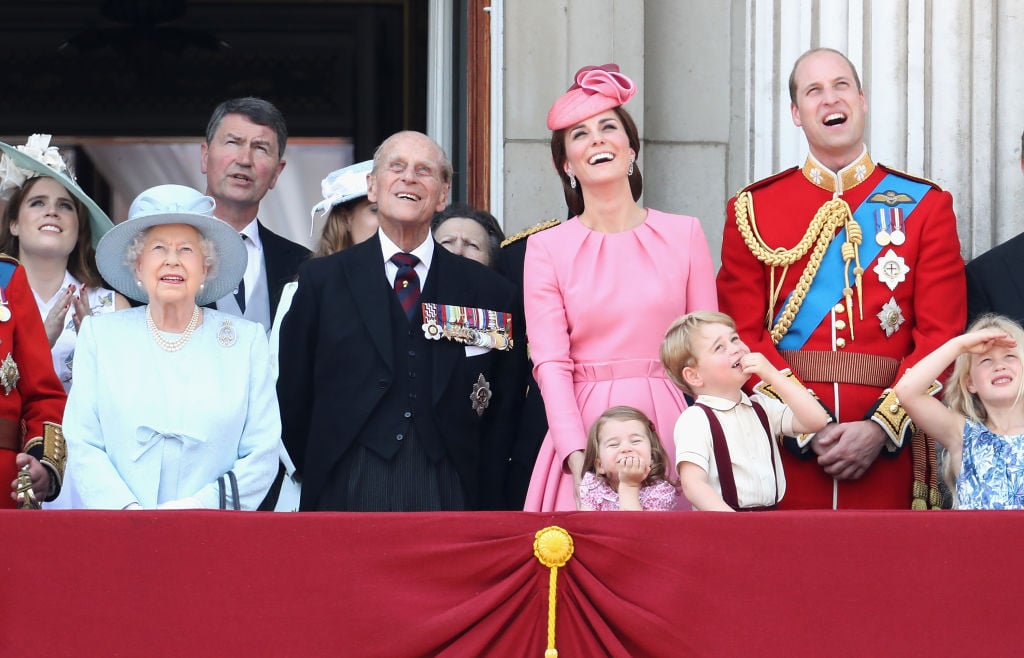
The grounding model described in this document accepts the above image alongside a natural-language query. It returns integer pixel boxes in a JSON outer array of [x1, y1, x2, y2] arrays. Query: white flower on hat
[[0, 153, 26, 194], [22, 134, 69, 175], [0, 133, 71, 194]]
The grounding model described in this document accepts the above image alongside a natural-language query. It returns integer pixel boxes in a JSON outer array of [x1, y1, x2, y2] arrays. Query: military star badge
[[877, 297, 905, 337], [872, 249, 910, 291], [0, 353, 19, 394], [470, 374, 492, 416]]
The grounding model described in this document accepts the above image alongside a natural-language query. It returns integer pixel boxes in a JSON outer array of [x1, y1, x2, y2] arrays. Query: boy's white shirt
[[674, 392, 793, 507]]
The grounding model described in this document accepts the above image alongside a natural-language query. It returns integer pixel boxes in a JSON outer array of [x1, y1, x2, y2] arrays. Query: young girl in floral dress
[[895, 314, 1024, 509]]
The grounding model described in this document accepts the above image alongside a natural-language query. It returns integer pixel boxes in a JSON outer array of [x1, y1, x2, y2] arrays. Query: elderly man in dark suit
[[278, 131, 523, 511], [202, 97, 310, 331], [966, 129, 1024, 325]]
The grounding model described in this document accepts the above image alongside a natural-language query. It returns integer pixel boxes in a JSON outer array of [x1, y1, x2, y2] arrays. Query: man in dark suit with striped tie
[[201, 97, 310, 331], [278, 131, 524, 511]]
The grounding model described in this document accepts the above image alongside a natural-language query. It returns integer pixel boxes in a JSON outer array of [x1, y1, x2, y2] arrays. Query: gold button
[[402, 281, 409, 288], [835, 319, 847, 331], [889, 404, 900, 413], [836, 338, 846, 349], [834, 303, 845, 314]]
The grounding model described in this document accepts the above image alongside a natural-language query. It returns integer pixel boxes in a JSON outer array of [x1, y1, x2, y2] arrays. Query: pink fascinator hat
[[546, 64, 637, 131]]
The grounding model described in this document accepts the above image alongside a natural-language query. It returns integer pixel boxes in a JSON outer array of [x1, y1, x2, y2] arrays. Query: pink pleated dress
[[522, 209, 718, 511]]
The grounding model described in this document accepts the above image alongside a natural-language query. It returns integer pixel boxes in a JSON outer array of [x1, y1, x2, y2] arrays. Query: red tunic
[[0, 259, 67, 509], [717, 155, 965, 509]]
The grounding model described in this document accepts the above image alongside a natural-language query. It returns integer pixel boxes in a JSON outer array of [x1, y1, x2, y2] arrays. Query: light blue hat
[[0, 134, 115, 248], [96, 184, 247, 306]]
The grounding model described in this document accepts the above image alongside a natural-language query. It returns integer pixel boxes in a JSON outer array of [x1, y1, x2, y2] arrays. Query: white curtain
[[83, 142, 354, 249]]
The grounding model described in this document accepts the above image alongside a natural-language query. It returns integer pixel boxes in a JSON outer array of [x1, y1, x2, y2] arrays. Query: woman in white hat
[[265, 159, 376, 511], [269, 158, 377, 357], [62, 184, 279, 509], [0, 135, 130, 393]]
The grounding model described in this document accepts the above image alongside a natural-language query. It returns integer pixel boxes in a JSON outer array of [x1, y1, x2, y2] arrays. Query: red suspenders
[[694, 401, 779, 511]]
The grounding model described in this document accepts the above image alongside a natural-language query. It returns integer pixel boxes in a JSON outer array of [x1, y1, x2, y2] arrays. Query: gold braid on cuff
[[752, 368, 799, 402], [23, 422, 66, 501], [752, 369, 835, 449], [868, 383, 940, 450]]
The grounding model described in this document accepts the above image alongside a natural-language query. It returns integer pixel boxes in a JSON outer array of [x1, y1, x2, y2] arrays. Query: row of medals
[[875, 212, 905, 247]]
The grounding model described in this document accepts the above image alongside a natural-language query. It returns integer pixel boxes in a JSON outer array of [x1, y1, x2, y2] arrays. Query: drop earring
[[569, 172, 577, 189], [628, 155, 635, 177]]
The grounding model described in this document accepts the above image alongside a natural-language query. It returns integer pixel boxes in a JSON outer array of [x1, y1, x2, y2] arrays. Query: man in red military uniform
[[717, 48, 966, 509], [0, 255, 67, 508]]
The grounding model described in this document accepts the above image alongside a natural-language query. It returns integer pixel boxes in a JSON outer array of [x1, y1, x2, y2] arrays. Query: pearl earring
[[628, 155, 635, 177], [569, 172, 577, 189]]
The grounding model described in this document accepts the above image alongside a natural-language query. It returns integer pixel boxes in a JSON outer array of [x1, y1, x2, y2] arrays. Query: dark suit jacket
[[497, 234, 550, 509], [257, 222, 310, 319], [278, 234, 524, 510], [965, 232, 1024, 326]]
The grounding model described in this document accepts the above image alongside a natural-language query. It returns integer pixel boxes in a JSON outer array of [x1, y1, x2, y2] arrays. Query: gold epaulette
[[734, 166, 800, 198], [0, 252, 19, 265], [876, 163, 944, 191], [500, 219, 560, 248], [870, 381, 942, 450]]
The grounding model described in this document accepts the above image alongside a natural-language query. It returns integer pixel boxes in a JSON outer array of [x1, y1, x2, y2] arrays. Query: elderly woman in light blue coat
[[63, 185, 279, 509]]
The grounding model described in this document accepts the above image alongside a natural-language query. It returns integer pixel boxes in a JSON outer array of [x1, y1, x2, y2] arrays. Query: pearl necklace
[[146, 304, 201, 352]]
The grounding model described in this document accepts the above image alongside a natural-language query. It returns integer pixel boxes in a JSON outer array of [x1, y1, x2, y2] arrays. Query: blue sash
[[0, 260, 15, 289], [776, 174, 931, 350]]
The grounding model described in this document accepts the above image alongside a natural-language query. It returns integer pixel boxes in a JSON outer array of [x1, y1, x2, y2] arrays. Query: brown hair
[[431, 202, 505, 268], [549, 105, 642, 217], [660, 311, 738, 396], [788, 47, 863, 105], [582, 405, 669, 487], [0, 176, 103, 287]]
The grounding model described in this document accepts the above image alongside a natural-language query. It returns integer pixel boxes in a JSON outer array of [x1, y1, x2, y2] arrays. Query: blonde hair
[[944, 314, 1024, 423], [582, 406, 669, 487], [660, 311, 737, 396], [942, 314, 1024, 507]]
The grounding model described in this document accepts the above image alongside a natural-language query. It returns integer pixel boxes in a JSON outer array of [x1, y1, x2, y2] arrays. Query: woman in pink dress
[[523, 64, 718, 511]]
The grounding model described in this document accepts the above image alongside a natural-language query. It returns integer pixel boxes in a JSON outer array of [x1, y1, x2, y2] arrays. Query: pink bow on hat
[[546, 63, 637, 131]]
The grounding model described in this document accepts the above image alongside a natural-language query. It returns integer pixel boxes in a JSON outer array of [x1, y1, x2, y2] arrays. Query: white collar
[[693, 392, 754, 412], [379, 228, 434, 270], [237, 218, 263, 251]]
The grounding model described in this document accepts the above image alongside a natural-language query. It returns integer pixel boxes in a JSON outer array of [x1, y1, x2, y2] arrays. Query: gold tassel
[[534, 526, 574, 658]]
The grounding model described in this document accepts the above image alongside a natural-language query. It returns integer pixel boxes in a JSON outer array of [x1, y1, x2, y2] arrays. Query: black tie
[[235, 234, 247, 312]]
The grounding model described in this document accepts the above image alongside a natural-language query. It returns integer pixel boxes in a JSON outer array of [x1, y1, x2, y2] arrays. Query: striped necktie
[[390, 252, 421, 321]]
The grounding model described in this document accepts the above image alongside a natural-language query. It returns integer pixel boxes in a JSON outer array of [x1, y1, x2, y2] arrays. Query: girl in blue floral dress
[[895, 315, 1024, 509]]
